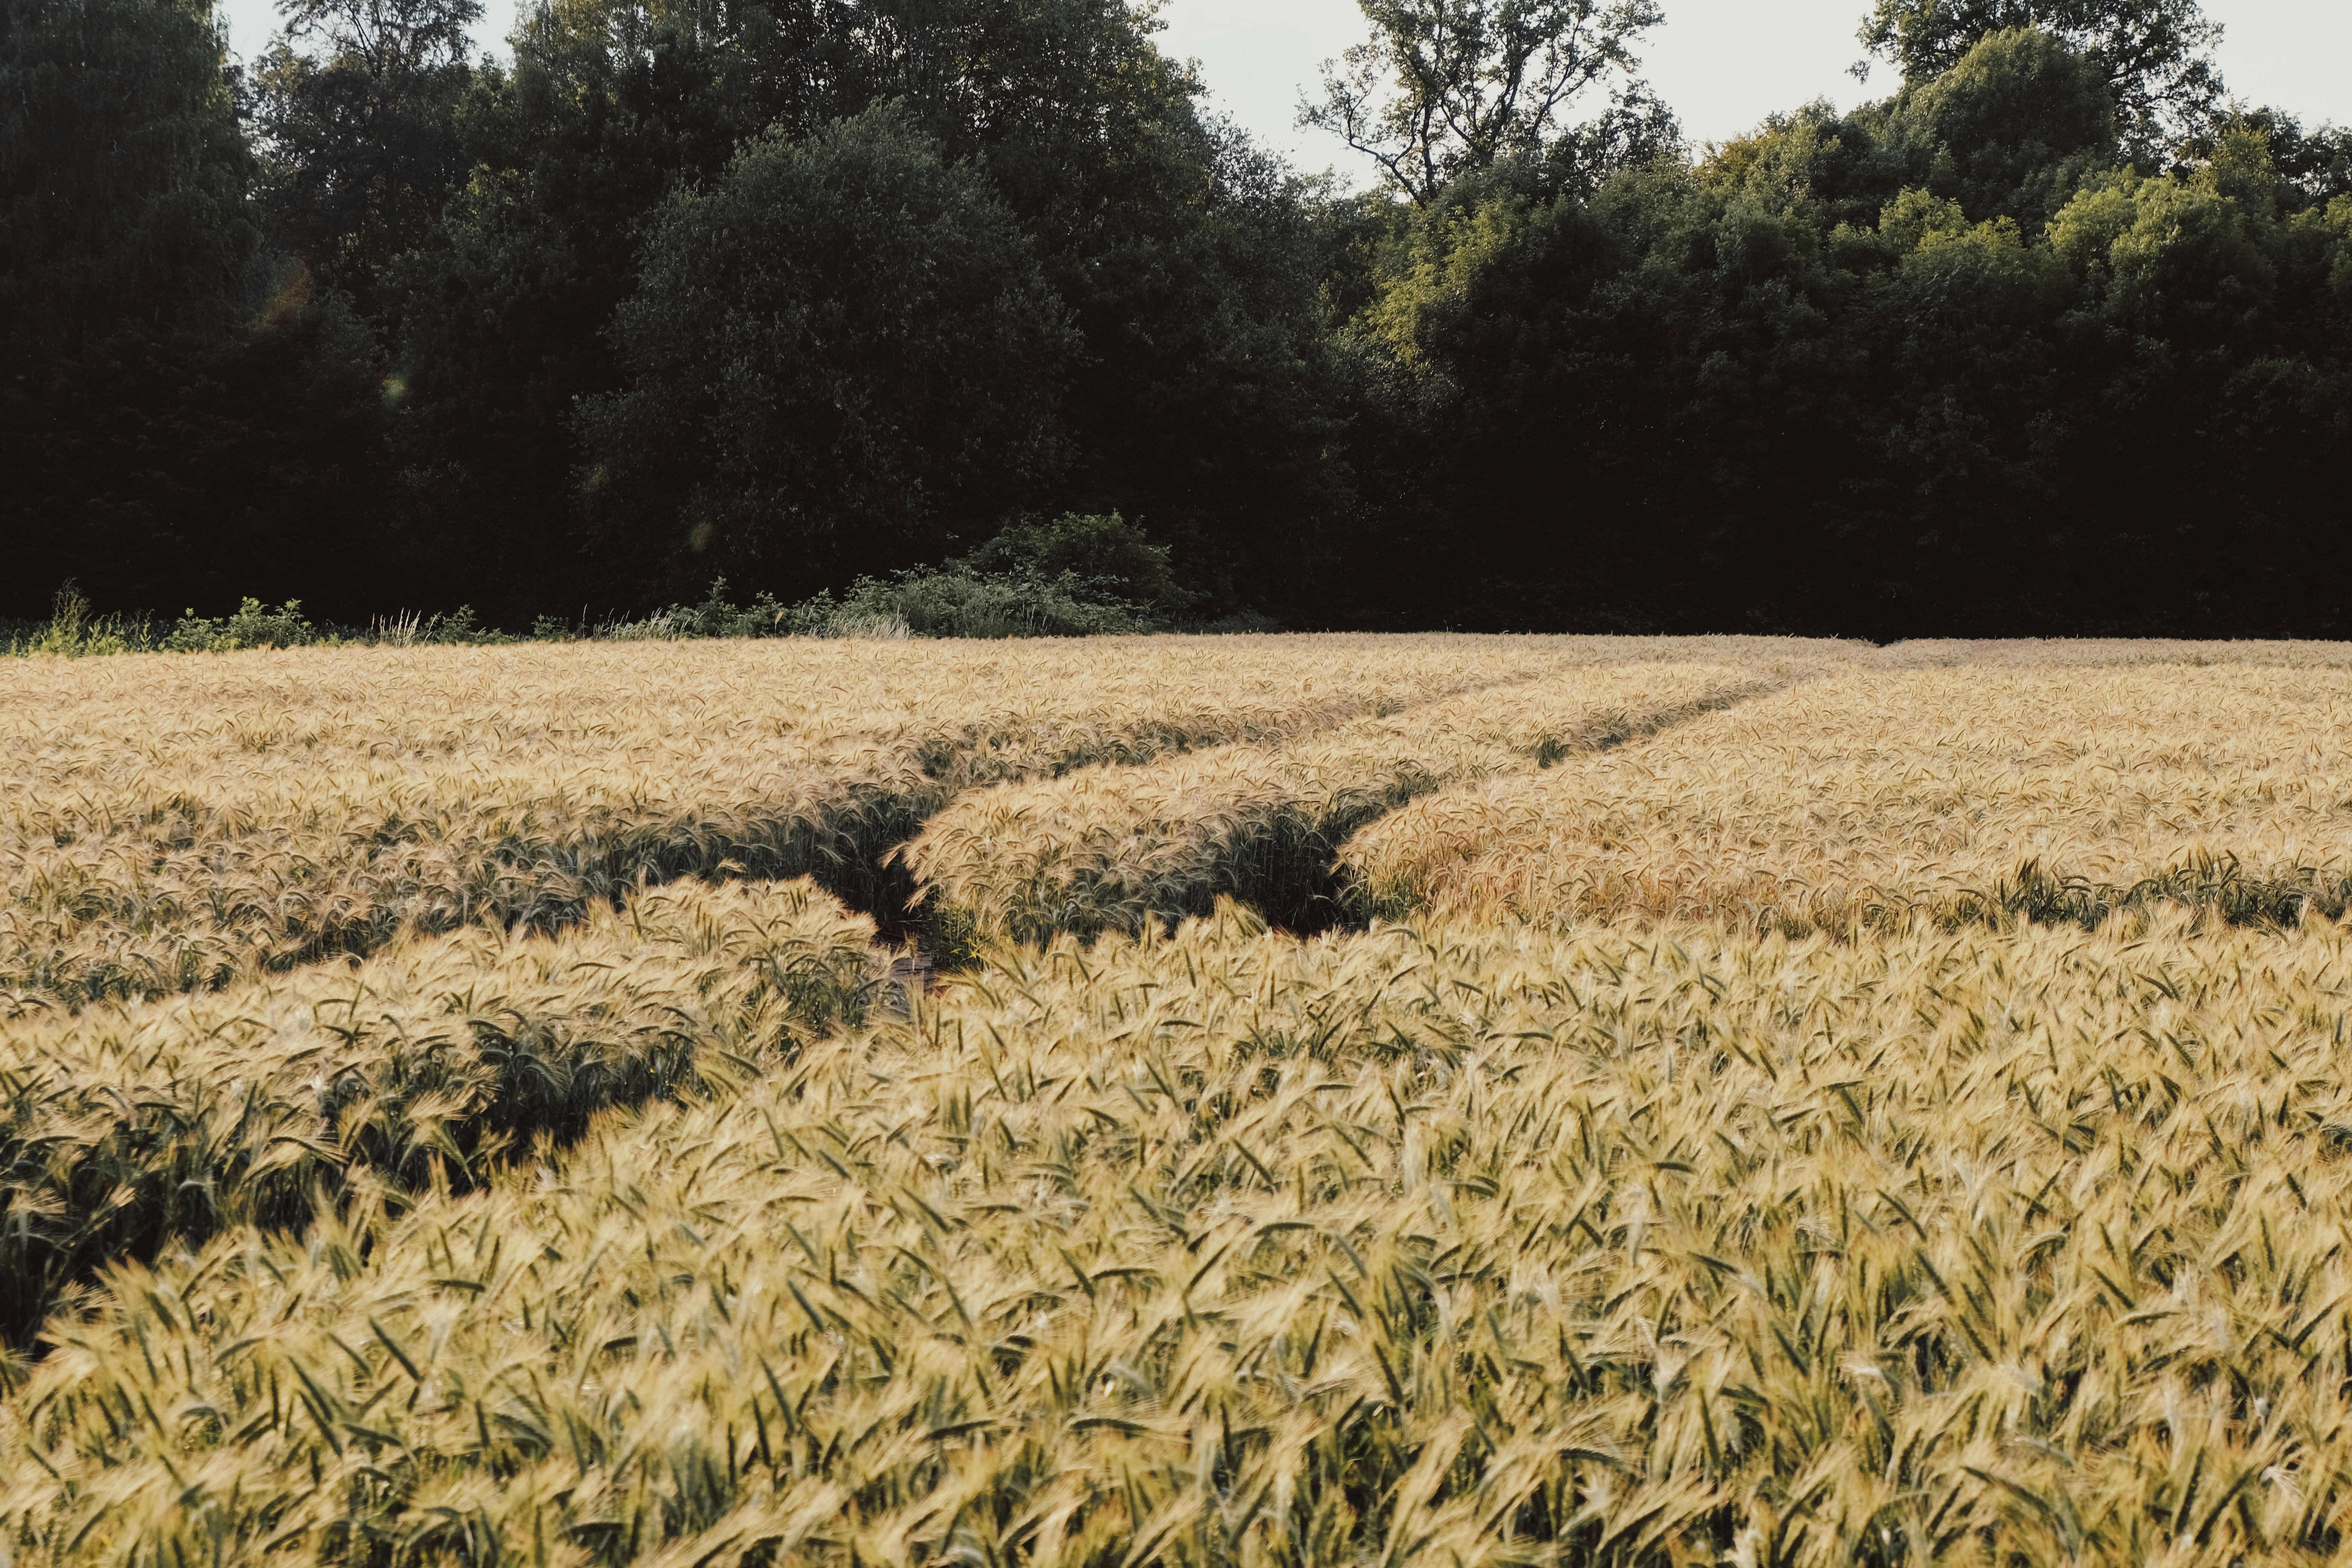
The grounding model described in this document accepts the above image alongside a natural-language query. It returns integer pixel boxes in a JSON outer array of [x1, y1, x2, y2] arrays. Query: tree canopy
[[1302, 0, 1666, 204], [577, 104, 1077, 594], [4, 0, 2348, 637], [1859, 0, 2223, 149], [248, 0, 481, 308]]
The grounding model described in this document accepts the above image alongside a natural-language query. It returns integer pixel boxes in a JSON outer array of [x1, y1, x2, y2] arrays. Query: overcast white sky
[[216, 0, 2352, 181], [1154, 0, 2352, 171]]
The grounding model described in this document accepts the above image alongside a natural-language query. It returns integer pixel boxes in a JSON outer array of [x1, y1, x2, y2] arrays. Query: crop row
[[909, 661, 1787, 941], [3, 636, 1818, 1005], [1345, 662, 2352, 931], [11, 908, 2352, 1564], [0, 878, 881, 1345]]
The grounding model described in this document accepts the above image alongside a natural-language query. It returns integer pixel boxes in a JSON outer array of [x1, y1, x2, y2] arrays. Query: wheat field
[[9, 634, 2352, 1566], [1344, 654, 2352, 931], [907, 658, 1811, 943], [3, 635, 1786, 1008]]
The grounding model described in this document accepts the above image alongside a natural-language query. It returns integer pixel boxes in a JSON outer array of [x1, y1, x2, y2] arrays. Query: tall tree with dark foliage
[[249, 0, 483, 314], [387, 0, 1349, 616], [0, 0, 387, 618], [577, 105, 1079, 594]]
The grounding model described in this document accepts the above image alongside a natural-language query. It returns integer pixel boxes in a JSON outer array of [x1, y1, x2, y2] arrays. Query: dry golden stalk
[[17, 633, 2352, 1568], [13, 910, 2352, 1566], [909, 660, 1801, 940], [1344, 660, 2352, 931], [3, 635, 1822, 1006]]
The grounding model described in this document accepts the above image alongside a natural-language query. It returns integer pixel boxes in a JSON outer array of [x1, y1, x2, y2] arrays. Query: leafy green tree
[[1890, 26, 2113, 226], [1692, 29, 2112, 237], [2037, 142, 2349, 626], [2188, 109, 2352, 207], [1851, 198, 2075, 615], [374, 3, 735, 616], [1327, 10, 2352, 637], [1, 0, 256, 357], [1544, 83, 1683, 195], [2050, 163, 2276, 347], [2, 0, 246, 611], [576, 104, 1078, 598], [1038, 116, 1357, 619], [249, 0, 482, 311], [0, 0, 392, 617], [1338, 141, 1874, 629], [1303, 0, 1666, 204], [1858, 0, 2222, 151], [387, 0, 1348, 620]]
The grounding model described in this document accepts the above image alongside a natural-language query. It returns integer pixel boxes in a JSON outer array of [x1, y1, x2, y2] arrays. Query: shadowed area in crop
[[906, 656, 1825, 945]]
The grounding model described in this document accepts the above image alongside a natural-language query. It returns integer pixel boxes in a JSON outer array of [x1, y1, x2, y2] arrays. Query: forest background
[[5, 0, 2350, 638]]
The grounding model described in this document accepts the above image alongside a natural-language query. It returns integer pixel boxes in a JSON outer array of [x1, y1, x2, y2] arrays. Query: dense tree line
[[3, 0, 2347, 634]]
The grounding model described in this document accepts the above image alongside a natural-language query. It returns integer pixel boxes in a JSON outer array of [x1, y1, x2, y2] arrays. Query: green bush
[[818, 566, 1145, 639], [965, 511, 1194, 616], [594, 577, 793, 642], [9, 515, 1197, 659], [807, 512, 1187, 639], [597, 516, 1187, 641], [162, 598, 322, 652]]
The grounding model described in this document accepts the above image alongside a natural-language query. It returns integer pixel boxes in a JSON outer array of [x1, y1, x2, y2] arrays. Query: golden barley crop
[[909, 660, 1804, 942], [0, 635, 1796, 1008], [14, 632, 2352, 1568], [0, 877, 881, 1343], [15, 908, 2352, 1565], [1345, 654, 2352, 931]]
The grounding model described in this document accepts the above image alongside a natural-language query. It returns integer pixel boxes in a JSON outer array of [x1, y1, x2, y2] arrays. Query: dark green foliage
[[368, 0, 1350, 623], [3, 583, 531, 655], [0, 0, 395, 619], [578, 104, 1076, 600], [380, 0, 890, 615], [968, 512, 1193, 617], [879, 511, 1236, 634], [248, 0, 482, 313], [1038, 121, 1356, 625], [1332, 20, 2352, 636], [813, 568, 1156, 640], [1858, 0, 2223, 150], [2189, 107, 2352, 206], [5, 0, 2346, 639], [593, 516, 1189, 641], [1894, 26, 2115, 226], [0, 0, 254, 347]]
